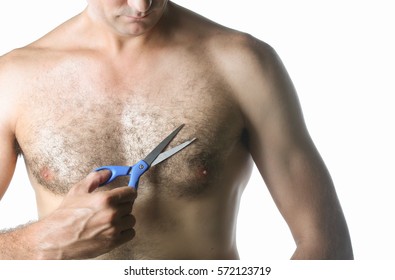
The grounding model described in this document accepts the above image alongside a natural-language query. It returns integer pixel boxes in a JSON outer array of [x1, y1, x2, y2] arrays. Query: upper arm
[[0, 123, 17, 200], [219, 34, 352, 257], [0, 54, 19, 199], [236, 42, 332, 217]]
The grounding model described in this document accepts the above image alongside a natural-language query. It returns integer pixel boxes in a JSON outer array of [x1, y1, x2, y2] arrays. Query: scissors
[[95, 124, 195, 189]]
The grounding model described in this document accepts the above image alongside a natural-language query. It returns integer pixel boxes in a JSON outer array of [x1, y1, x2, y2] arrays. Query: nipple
[[40, 166, 54, 183], [197, 166, 209, 179]]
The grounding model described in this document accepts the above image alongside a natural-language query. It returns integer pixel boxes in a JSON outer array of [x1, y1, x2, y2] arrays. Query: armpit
[[14, 139, 23, 157]]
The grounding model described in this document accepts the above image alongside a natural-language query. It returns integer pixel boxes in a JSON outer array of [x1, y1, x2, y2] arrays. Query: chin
[[114, 18, 158, 37], [118, 27, 153, 37]]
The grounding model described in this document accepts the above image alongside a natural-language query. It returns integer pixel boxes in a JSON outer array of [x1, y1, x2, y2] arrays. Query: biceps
[[265, 143, 335, 212], [260, 134, 343, 239]]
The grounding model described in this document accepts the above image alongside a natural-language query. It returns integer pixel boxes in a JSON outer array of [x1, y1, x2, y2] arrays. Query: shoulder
[[210, 32, 277, 75], [0, 46, 58, 89], [175, 4, 273, 51], [198, 27, 284, 102], [0, 49, 29, 95], [1, 46, 45, 68], [0, 17, 82, 82], [179, 7, 278, 74], [0, 51, 22, 135], [0, 45, 64, 126], [1, 13, 82, 68], [172, 3, 279, 76]]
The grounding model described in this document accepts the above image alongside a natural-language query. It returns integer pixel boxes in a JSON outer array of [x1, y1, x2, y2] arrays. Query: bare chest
[[16, 58, 245, 197]]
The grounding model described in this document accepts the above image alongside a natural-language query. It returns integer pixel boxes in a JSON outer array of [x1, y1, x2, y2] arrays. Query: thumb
[[72, 169, 112, 194]]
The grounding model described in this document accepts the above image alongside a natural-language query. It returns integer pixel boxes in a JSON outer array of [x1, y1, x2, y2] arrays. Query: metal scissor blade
[[143, 124, 185, 166], [151, 138, 196, 166]]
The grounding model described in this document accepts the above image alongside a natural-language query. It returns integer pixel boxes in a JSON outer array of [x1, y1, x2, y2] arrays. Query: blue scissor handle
[[94, 160, 150, 189], [95, 165, 132, 186], [128, 160, 150, 189]]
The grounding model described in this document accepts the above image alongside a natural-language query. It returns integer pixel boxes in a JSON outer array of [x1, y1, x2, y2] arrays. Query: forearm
[[290, 234, 354, 260], [0, 219, 71, 260], [0, 221, 42, 259]]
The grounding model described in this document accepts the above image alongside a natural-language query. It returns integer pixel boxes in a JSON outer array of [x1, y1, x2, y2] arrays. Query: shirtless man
[[0, 0, 353, 259]]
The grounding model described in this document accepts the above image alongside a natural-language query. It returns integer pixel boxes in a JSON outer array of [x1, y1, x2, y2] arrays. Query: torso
[[9, 4, 254, 259]]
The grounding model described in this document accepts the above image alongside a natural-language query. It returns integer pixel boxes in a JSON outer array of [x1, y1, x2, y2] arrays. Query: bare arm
[[0, 56, 34, 258], [224, 35, 353, 259], [0, 62, 18, 200]]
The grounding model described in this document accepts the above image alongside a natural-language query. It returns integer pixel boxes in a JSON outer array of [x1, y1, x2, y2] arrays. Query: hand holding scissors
[[95, 124, 195, 189]]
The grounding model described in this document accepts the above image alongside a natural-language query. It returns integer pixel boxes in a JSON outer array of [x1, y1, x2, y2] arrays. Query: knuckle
[[102, 208, 118, 222], [96, 192, 113, 206], [105, 227, 118, 239]]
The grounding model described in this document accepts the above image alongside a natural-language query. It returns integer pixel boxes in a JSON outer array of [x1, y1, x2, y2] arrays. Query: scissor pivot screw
[[139, 164, 144, 169]]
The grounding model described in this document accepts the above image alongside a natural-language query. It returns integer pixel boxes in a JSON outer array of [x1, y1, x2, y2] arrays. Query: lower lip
[[122, 16, 148, 24]]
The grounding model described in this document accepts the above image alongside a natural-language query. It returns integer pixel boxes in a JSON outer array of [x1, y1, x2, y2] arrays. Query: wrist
[[29, 216, 65, 260]]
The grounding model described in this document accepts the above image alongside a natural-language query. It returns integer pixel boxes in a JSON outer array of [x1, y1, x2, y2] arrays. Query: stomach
[[94, 194, 243, 260]]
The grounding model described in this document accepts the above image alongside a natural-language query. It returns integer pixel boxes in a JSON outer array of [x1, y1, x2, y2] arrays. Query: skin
[[0, 0, 353, 259]]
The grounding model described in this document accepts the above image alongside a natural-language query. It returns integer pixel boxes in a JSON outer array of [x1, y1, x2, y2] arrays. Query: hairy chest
[[16, 57, 245, 197]]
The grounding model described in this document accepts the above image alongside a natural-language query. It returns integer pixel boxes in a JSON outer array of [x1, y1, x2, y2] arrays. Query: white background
[[0, 0, 394, 260]]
